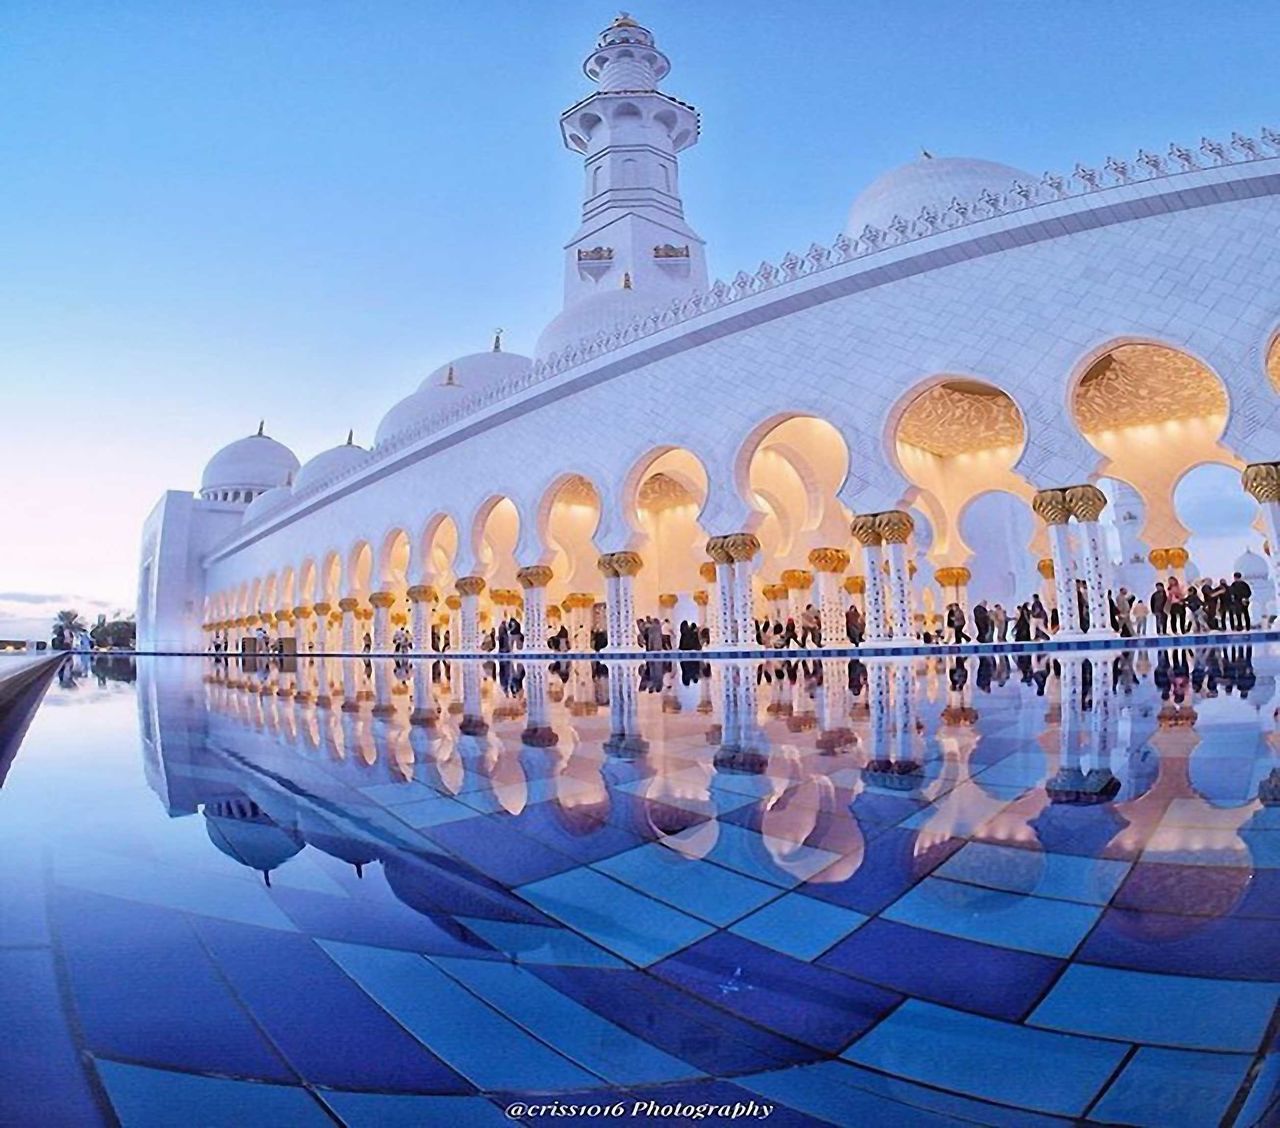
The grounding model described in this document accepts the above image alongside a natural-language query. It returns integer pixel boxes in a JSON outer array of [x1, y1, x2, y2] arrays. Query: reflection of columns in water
[[340, 656, 360, 711], [459, 662, 487, 735], [605, 660, 646, 756], [850, 518, 889, 642], [1033, 490, 1081, 634], [809, 548, 850, 648], [1066, 485, 1116, 637], [522, 662, 557, 747], [339, 597, 359, 651], [371, 659, 394, 717], [865, 660, 891, 764], [1089, 657, 1115, 774], [715, 660, 763, 771], [816, 657, 851, 749], [410, 660, 436, 725], [517, 566, 553, 653], [876, 511, 915, 640], [891, 662, 921, 767]]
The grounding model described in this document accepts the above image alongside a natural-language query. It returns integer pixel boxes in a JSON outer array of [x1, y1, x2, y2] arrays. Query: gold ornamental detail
[[808, 547, 850, 573], [1243, 462, 1280, 503], [1031, 488, 1070, 526], [517, 565, 553, 589], [455, 576, 486, 597], [1065, 483, 1107, 522]]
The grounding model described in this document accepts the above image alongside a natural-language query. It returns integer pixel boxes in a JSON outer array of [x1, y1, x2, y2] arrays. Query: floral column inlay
[[517, 565, 554, 652], [455, 576, 486, 652], [724, 533, 761, 650], [369, 591, 396, 652], [706, 537, 736, 645], [338, 597, 359, 651], [809, 547, 850, 648], [874, 511, 915, 641], [406, 585, 436, 652]]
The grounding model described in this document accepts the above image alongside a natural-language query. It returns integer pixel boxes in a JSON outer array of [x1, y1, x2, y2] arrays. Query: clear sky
[[2, 1, 1276, 637]]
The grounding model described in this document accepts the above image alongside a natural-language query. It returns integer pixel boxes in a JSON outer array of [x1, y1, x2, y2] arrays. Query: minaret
[[558, 14, 708, 308]]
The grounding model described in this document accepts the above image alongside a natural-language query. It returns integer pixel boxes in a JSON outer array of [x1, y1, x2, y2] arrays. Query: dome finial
[[345, 429, 354, 446], [443, 364, 458, 387], [257, 420, 265, 436], [613, 11, 638, 28], [622, 271, 632, 290], [921, 148, 933, 160], [492, 327, 504, 352]]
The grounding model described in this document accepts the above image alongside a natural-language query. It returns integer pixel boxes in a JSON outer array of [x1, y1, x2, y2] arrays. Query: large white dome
[[294, 435, 371, 493], [845, 155, 1032, 238], [200, 429, 299, 498], [536, 286, 668, 360], [376, 346, 532, 447]]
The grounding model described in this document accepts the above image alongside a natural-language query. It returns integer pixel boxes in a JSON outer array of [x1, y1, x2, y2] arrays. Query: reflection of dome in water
[[204, 798, 303, 884]]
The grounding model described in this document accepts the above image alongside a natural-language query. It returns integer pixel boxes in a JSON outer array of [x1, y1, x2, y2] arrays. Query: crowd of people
[[211, 569, 1264, 657]]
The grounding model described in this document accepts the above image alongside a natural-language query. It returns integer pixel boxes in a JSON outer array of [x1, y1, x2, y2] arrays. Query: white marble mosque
[[139, 14, 1280, 655]]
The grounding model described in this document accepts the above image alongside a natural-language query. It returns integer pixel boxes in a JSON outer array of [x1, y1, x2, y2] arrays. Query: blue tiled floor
[[4, 651, 1279, 1125]]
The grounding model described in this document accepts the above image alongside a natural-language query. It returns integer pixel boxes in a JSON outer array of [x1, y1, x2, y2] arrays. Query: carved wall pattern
[[1074, 344, 1228, 432], [896, 382, 1025, 456]]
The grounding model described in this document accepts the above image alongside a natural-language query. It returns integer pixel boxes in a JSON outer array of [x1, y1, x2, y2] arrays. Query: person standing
[[845, 603, 864, 645], [1131, 595, 1149, 636], [1013, 603, 1031, 642], [992, 603, 1008, 642], [1166, 575, 1186, 634], [1150, 582, 1168, 635], [1229, 572, 1252, 630], [973, 600, 992, 643], [1030, 595, 1050, 640], [800, 604, 822, 648], [1186, 584, 1207, 633], [1114, 588, 1133, 637], [946, 603, 970, 644]]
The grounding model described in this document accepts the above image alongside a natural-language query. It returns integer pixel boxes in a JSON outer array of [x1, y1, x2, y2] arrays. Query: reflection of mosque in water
[[136, 647, 1280, 945]]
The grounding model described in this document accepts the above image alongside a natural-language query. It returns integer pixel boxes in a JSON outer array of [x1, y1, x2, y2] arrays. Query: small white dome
[[376, 346, 532, 447], [536, 286, 667, 360], [201, 428, 299, 497], [294, 436, 371, 493], [242, 483, 293, 525], [1235, 548, 1269, 579], [845, 155, 1032, 238]]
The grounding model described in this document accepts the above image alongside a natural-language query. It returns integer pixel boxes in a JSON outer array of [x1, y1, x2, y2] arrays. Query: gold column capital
[[1243, 462, 1280, 503], [445, 594, 462, 610], [843, 575, 866, 595], [1167, 546, 1189, 569], [1065, 483, 1107, 522], [1037, 557, 1055, 580], [406, 584, 438, 602], [658, 593, 678, 608], [875, 510, 914, 545], [1148, 548, 1169, 570], [596, 553, 619, 578], [455, 575, 486, 597], [781, 568, 813, 590], [849, 515, 882, 546], [611, 551, 644, 577], [292, 605, 312, 619], [369, 591, 397, 609], [692, 590, 709, 606], [312, 601, 332, 615], [808, 547, 850, 573], [724, 532, 761, 562], [705, 535, 733, 564], [338, 597, 359, 613], [563, 592, 595, 610], [517, 565, 553, 589], [1031, 488, 1070, 525], [698, 561, 718, 583]]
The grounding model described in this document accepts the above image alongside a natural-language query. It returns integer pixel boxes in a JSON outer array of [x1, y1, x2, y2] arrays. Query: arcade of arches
[[205, 344, 1280, 654]]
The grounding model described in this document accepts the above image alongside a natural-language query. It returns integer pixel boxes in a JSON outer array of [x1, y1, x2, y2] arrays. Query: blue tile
[[518, 867, 714, 966], [652, 932, 901, 1052], [420, 815, 581, 885], [454, 916, 626, 967], [594, 844, 779, 925], [736, 1060, 963, 1127], [883, 875, 1102, 957], [393, 795, 482, 828], [1080, 906, 1280, 980], [318, 939, 602, 1090], [0, 950, 103, 1127], [191, 917, 472, 1091], [527, 963, 821, 1075], [95, 1060, 329, 1127], [936, 840, 1131, 905], [321, 1091, 514, 1127], [729, 893, 867, 960], [800, 826, 962, 915], [53, 888, 293, 1081], [844, 999, 1129, 1117], [696, 820, 841, 887], [431, 956, 701, 1084], [1029, 964, 1280, 1051], [818, 918, 1062, 1022], [1090, 1047, 1252, 1127]]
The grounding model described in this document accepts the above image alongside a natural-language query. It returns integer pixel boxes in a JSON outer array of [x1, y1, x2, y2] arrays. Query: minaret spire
[[556, 15, 707, 310]]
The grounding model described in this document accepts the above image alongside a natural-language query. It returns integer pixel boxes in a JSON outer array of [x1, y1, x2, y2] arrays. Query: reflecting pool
[[2, 649, 1279, 1126]]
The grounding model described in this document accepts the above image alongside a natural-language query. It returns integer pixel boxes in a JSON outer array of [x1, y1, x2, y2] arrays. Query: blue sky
[[1, 0, 1276, 633]]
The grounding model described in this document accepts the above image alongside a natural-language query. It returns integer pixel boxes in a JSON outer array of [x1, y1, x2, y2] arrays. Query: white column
[[456, 577, 485, 652], [370, 592, 395, 652], [605, 552, 642, 652], [810, 548, 850, 648], [852, 518, 889, 643], [726, 534, 761, 650], [1066, 485, 1116, 638], [1243, 465, 1280, 625], [698, 562, 719, 644], [339, 598, 359, 651], [1046, 525, 1082, 634], [876, 512, 915, 642], [518, 566, 553, 653], [408, 585, 434, 652], [707, 539, 736, 646]]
